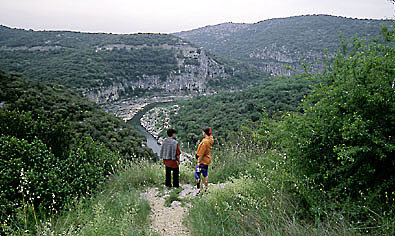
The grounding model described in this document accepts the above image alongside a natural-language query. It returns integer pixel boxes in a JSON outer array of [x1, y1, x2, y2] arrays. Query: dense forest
[[0, 70, 153, 228], [166, 76, 314, 147], [0, 45, 178, 88], [0, 25, 269, 102], [0, 27, 183, 90]]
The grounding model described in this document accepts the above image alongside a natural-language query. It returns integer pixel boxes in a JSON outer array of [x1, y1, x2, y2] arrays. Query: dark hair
[[202, 126, 212, 136], [167, 128, 177, 137]]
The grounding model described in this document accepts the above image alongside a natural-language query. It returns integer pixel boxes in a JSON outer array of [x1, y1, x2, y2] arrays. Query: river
[[127, 103, 162, 157]]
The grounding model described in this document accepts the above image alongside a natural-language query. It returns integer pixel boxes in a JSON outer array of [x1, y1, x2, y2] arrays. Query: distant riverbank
[[127, 103, 164, 157]]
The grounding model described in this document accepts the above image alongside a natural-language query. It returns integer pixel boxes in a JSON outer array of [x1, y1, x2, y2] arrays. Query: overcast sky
[[0, 0, 394, 34]]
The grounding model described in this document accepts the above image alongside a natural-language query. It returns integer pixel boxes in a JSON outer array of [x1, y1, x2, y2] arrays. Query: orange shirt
[[196, 135, 214, 165], [163, 144, 181, 168]]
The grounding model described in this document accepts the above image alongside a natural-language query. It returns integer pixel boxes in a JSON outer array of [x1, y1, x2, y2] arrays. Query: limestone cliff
[[83, 43, 228, 104]]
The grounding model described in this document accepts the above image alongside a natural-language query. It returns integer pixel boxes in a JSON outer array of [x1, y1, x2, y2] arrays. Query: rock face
[[0, 45, 64, 51], [174, 15, 391, 76], [84, 81, 126, 104], [0, 26, 238, 106], [83, 43, 227, 104]]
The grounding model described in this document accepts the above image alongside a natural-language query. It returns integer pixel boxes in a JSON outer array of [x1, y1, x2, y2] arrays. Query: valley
[[0, 14, 394, 235]]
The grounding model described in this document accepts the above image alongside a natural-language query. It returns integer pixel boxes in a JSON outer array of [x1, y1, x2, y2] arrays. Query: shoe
[[196, 182, 200, 189]]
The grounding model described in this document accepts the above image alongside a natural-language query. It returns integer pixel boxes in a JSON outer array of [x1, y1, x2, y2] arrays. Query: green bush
[[33, 162, 153, 236], [283, 31, 395, 222], [0, 135, 57, 222], [0, 108, 72, 158], [0, 108, 135, 233], [56, 136, 121, 205]]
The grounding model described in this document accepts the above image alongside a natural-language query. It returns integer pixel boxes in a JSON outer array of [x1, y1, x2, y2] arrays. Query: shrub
[[283, 32, 395, 222], [36, 162, 153, 236], [0, 135, 57, 223], [0, 109, 127, 232]]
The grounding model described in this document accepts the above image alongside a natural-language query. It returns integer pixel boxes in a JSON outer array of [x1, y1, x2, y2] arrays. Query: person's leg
[[173, 167, 179, 188], [195, 165, 201, 190], [201, 165, 209, 192], [203, 176, 208, 191], [165, 166, 172, 187]]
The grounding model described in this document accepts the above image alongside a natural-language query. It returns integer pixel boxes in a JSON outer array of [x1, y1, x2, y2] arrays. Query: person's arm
[[176, 144, 181, 164]]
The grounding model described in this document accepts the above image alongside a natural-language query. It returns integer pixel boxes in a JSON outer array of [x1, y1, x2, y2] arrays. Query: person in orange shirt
[[195, 127, 214, 193], [160, 128, 181, 188]]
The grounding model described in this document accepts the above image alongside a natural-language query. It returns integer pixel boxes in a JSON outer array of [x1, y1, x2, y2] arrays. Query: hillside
[[0, 70, 152, 158], [160, 76, 314, 146], [0, 26, 268, 104], [174, 15, 392, 75], [0, 70, 159, 230]]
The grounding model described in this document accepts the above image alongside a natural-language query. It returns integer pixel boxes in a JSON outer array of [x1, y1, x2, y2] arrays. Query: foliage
[[184, 27, 395, 235], [281, 28, 395, 224], [0, 135, 57, 221], [204, 52, 270, 90], [0, 70, 154, 232], [0, 43, 179, 95], [0, 110, 121, 231], [168, 76, 313, 148], [0, 26, 269, 98], [5, 161, 156, 236], [0, 70, 152, 159], [0, 26, 181, 48], [2, 159, 196, 235]]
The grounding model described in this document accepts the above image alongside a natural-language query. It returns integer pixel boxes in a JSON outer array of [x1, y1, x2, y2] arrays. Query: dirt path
[[142, 184, 198, 236], [142, 183, 227, 235]]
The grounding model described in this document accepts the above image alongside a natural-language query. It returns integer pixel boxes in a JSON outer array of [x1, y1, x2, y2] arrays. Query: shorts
[[195, 164, 208, 179]]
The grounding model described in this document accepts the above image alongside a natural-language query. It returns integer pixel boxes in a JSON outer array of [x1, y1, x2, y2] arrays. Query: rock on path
[[142, 184, 197, 236]]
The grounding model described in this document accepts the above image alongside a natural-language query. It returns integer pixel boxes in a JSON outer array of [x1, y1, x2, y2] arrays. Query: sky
[[0, 0, 394, 34]]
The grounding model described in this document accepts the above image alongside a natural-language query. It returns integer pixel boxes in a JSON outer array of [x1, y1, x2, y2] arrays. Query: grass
[[2, 160, 163, 235], [5, 140, 393, 235], [179, 161, 197, 185], [164, 187, 184, 207], [185, 141, 358, 236], [34, 160, 160, 235], [2, 159, 197, 235]]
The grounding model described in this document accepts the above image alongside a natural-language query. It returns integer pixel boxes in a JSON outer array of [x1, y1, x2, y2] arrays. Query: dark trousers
[[165, 166, 179, 188]]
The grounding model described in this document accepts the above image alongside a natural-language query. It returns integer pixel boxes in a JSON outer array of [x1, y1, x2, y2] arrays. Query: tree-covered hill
[[164, 75, 314, 147], [0, 69, 155, 227], [0, 70, 152, 158], [174, 15, 392, 75], [0, 26, 269, 104]]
